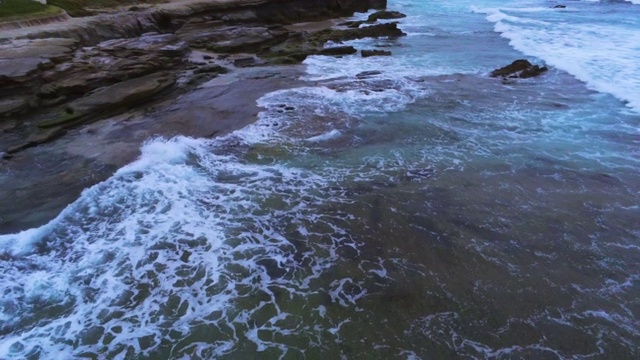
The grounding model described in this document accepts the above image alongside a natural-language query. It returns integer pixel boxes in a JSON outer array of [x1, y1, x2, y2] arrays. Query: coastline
[[1, 0, 639, 357], [0, 0, 392, 233]]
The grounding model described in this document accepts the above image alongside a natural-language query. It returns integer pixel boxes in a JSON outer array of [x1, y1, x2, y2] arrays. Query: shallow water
[[1, 0, 639, 358]]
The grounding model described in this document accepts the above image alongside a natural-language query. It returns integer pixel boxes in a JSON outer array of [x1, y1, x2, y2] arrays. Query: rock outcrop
[[0, 33, 189, 121], [0, 0, 400, 158], [490, 59, 548, 79], [0, 0, 406, 233], [0, 12, 71, 31], [361, 49, 392, 57], [367, 10, 407, 22], [40, 72, 176, 128]]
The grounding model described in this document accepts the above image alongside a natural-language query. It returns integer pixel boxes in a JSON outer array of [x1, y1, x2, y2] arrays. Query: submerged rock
[[490, 59, 548, 79], [356, 70, 383, 79], [361, 49, 392, 57], [317, 46, 358, 56]]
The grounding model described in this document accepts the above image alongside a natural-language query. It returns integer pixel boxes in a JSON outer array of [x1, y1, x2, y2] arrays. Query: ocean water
[[1, 0, 639, 358]]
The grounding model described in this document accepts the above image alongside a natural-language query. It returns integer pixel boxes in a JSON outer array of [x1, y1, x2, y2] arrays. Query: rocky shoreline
[[0, 0, 408, 233]]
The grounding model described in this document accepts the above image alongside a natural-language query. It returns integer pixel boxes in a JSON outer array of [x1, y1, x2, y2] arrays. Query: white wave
[[478, 7, 640, 112], [0, 131, 363, 358]]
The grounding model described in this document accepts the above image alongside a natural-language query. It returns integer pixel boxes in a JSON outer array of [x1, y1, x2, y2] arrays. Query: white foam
[[0, 132, 366, 358], [305, 129, 342, 142], [479, 7, 640, 112]]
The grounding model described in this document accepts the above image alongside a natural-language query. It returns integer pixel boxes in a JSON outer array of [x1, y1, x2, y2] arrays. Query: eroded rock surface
[[367, 10, 407, 22], [0, 0, 402, 233]]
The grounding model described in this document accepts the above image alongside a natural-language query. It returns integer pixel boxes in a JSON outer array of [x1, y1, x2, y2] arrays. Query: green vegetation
[[46, 0, 91, 17], [47, 0, 166, 17], [0, 0, 62, 20]]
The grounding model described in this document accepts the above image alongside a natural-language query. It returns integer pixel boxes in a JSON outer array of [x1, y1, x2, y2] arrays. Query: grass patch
[[46, 0, 91, 16], [48, 0, 166, 17], [0, 0, 62, 20]]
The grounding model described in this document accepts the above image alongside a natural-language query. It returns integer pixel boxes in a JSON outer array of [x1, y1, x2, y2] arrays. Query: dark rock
[[177, 23, 289, 53], [96, 33, 189, 58], [39, 72, 176, 128], [36, 33, 188, 104], [261, 22, 404, 63], [233, 57, 266, 68], [339, 20, 367, 28], [553, 5, 566, 8], [7, 127, 67, 154], [316, 46, 357, 56], [266, 56, 305, 65], [490, 59, 548, 79], [312, 22, 405, 44], [361, 49, 392, 57], [79, 326, 105, 346], [367, 10, 407, 22], [193, 64, 229, 75], [0, 97, 31, 118], [356, 70, 382, 79], [0, 0, 394, 234]]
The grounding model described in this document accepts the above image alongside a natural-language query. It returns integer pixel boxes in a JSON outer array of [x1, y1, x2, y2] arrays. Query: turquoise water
[[1, 0, 639, 358]]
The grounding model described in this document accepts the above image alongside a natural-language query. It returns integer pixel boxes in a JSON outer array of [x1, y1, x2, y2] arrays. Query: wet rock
[[0, 98, 30, 118], [0, 38, 78, 102], [177, 22, 289, 53], [193, 64, 229, 75], [311, 22, 405, 44], [0, 58, 45, 82], [367, 10, 407, 22], [356, 70, 382, 79], [96, 33, 189, 58], [39, 72, 175, 128], [266, 56, 306, 65], [490, 59, 548, 79], [37, 33, 188, 103], [361, 49, 392, 57], [316, 46, 357, 56], [6, 127, 67, 154], [233, 57, 266, 68], [339, 20, 367, 28], [79, 326, 104, 345], [256, 258, 287, 278], [259, 22, 404, 64]]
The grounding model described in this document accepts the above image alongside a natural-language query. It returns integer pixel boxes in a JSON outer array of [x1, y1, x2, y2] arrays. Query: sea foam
[[476, 5, 640, 112]]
